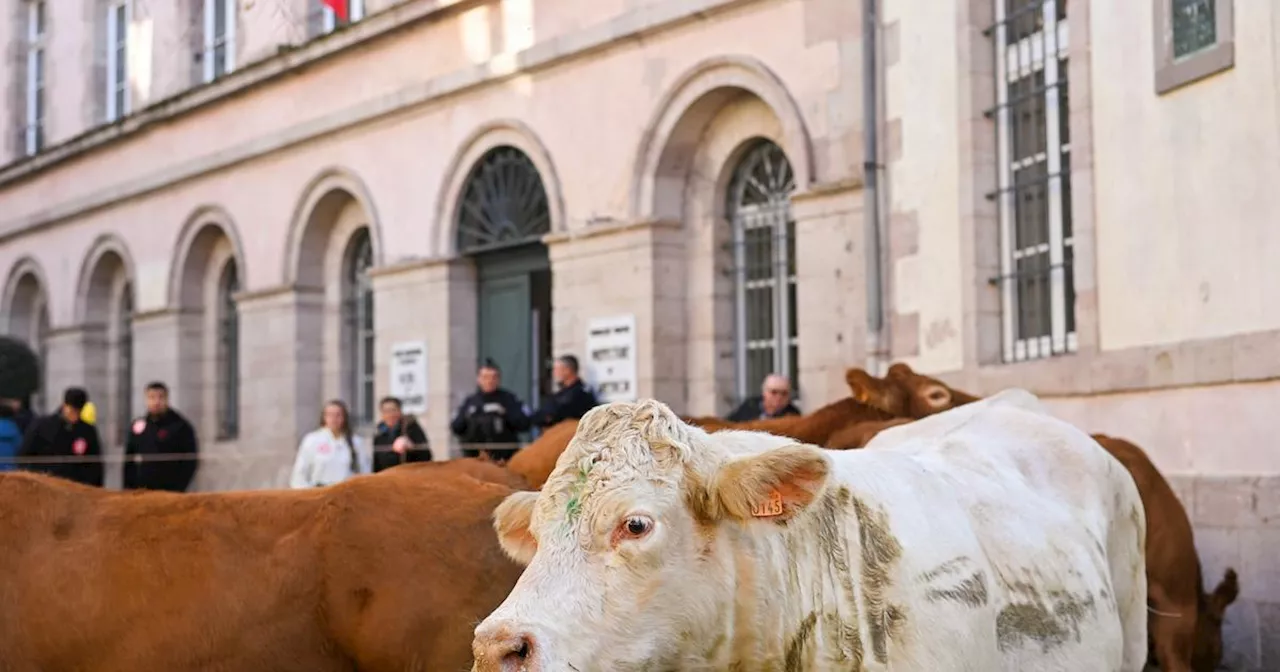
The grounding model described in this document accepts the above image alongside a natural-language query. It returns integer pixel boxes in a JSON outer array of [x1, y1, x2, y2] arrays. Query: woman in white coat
[[289, 400, 373, 488]]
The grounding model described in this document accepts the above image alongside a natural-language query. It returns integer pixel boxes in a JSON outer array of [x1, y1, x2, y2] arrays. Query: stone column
[[545, 219, 686, 411], [370, 257, 477, 459], [203, 284, 322, 491], [791, 180, 868, 407]]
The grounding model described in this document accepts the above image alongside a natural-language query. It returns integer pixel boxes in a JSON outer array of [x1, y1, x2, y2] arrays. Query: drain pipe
[[862, 0, 888, 374]]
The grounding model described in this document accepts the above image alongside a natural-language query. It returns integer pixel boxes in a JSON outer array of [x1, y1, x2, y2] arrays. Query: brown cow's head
[[1192, 568, 1240, 671], [846, 363, 980, 419]]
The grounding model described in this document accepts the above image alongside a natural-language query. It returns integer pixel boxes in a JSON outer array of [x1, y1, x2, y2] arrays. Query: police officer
[[124, 381, 199, 492], [19, 387, 104, 487], [531, 354, 599, 428], [450, 360, 530, 463]]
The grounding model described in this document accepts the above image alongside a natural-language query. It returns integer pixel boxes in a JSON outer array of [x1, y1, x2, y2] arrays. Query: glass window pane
[[1172, 0, 1217, 58]]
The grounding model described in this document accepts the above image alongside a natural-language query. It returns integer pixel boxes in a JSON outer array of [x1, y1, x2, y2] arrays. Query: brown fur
[[0, 464, 527, 672], [843, 363, 1239, 672], [506, 419, 581, 489], [508, 399, 894, 490]]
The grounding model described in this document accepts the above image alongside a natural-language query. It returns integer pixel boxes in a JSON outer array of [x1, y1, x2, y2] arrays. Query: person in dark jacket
[[19, 387, 104, 487], [372, 396, 432, 473], [531, 354, 599, 428], [726, 373, 802, 422], [450, 361, 530, 463], [123, 381, 199, 492]]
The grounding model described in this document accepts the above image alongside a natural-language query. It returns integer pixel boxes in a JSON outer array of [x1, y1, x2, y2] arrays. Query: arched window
[[216, 261, 239, 440], [727, 139, 798, 402], [114, 282, 134, 445], [456, 146, 551, 254], [342, 230, 375, 425], [34, 300, 49, 414]]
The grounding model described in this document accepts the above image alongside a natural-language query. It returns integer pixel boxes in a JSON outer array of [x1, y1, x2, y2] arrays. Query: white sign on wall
[[389, 341, 428, 415], [585, 315, 637, 404]]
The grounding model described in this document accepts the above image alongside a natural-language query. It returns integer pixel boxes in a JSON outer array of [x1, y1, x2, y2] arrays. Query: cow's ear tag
[[751, 490, 785, 518]]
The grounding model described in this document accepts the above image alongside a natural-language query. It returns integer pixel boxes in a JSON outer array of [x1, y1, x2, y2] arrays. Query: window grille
[[985, 0, 1076, 362], [727, 140, 799, 402], [343, 231, 376, 426], [217, 262, 240, 440], [456, 146, 551, 254]]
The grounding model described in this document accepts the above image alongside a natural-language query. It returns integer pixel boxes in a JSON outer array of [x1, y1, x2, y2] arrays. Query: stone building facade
[[0, 0, 1275, 665]]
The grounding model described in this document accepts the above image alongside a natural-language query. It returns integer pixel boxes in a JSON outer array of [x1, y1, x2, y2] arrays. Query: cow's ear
[[1209, 568, 1240, 617], [493, 491, 539, 565], [845, 368, 903, 415], [711, 444, 830, 523]]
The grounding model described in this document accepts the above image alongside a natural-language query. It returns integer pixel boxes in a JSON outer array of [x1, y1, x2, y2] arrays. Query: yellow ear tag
[[751, 490, 785, 518]]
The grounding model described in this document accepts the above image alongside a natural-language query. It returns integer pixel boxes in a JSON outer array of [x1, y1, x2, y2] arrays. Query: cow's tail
[[1106, 459, 1150, 672]]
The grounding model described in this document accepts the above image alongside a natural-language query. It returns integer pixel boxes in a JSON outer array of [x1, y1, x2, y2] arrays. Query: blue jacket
[[0, 416, 22, 472]]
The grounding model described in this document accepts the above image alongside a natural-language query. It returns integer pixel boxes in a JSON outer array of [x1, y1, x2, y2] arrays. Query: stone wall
[[1169, 475, 1280, 670]]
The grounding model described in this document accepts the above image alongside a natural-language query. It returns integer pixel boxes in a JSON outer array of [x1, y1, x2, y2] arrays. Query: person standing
[[531, 354, 599, 428], [123, 381, 200, 492], [450, 361, 530, 463], [726, 373, 801, 422], [289, 400, 372, 488], [19, 387, 104, 487], [372, 396, 432, 473]]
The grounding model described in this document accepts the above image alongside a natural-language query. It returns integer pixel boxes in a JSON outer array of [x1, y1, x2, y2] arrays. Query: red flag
[[322, 0, 348, 21]]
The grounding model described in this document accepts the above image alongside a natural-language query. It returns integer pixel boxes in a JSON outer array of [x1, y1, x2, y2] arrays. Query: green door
[[478, 273, 532, 408]]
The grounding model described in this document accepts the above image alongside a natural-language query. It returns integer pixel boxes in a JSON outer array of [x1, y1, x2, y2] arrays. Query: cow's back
[[320, 470, 527, 672], [0, 471, 342, 672], [829, 393, 1148, 670]]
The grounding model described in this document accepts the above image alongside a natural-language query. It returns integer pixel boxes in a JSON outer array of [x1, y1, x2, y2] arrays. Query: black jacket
[[19, 413, 104, 487], [124, 408, 199, 492], [532, 380, 600, 428], [726, 396, 802, 423], [372, 417, 432, 473], [450, 388, 530, 449]]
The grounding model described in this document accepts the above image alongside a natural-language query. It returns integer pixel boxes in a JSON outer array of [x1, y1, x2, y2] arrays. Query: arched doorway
[[456, 145, 553, 414], [726, 139, 798, 402]]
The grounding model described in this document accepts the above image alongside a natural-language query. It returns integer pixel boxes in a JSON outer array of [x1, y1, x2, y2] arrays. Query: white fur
[[473, 394, 1148, 672]]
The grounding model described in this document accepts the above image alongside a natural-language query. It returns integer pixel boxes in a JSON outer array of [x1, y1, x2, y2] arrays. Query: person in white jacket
[[289, 400, 373, 488]]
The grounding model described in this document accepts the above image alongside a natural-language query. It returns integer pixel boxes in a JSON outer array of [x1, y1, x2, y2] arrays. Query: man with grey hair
[[725, 373, 801, 422]]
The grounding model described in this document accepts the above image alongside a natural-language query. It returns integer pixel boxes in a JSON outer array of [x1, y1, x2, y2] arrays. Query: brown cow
[[506, 397, 894, 489], [845, 363, 1240, 672], [0, 459, 526, 672], [823, 416, 914, 450]]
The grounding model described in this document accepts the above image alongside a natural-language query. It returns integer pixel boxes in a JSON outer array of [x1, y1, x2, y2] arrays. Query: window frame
[[24, 0, 46, 156], [202, 0, 237, 83], [106, 0, 131, 122], [114, 282, 134, 446], [1153, 0, 1234, 94], [342, 230, 376, 427], [726, 139, 800, 404], [216, 261, 240, 441], [321, 0, 366, 34], [991, 0, 1076, 363]]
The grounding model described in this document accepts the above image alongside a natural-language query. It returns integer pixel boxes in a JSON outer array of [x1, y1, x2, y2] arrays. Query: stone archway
[[2, 258, 51, 410], [286, 168, 381, 426], [74, 234, 136, 449]]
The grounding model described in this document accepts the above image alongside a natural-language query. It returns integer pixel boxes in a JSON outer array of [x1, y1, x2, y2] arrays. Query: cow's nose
[[473, 622, 538, 672]]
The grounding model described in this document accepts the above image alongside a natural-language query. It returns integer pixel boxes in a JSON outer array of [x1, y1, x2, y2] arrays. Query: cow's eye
[[620, 516, 653, 539]]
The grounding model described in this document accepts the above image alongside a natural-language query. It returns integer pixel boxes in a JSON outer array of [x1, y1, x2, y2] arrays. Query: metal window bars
[[983, 0, 1076, 362], [727, 140, 800, 403]]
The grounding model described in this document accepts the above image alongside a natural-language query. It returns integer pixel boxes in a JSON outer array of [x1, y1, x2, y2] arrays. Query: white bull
[[473, 390, 1148, 672]]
